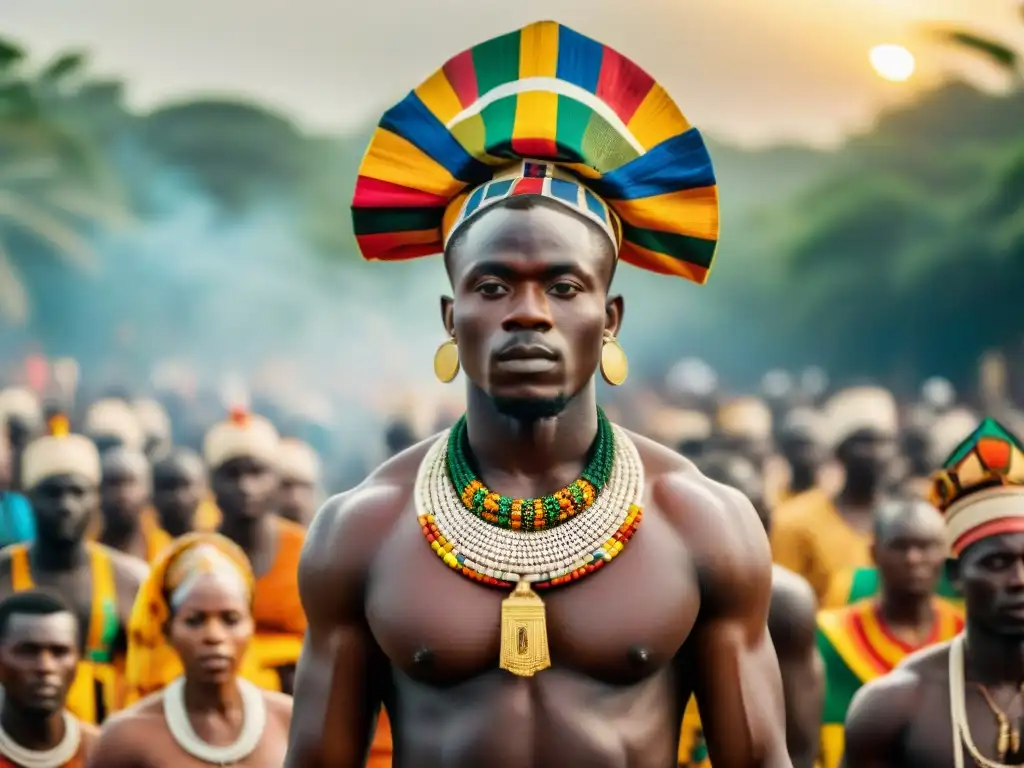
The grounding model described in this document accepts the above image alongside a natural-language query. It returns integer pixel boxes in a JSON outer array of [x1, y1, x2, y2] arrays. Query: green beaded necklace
[[445, 408, 615, 532]]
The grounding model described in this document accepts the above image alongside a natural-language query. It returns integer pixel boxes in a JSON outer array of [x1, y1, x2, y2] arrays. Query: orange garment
[[140, 508, 174, 564], [770, 489, 871, 601], [247, 516, 307, 691], [368, 711, 393, 768]]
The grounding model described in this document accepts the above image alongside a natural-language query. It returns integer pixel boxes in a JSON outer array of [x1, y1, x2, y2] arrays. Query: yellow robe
[[9, 543, 123, 724], [770, 489, 871, 602], [140, 508, 174, 564]]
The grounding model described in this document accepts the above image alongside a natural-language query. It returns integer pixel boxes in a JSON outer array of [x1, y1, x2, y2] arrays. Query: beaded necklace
[[446, 409, 615, 532], [416, 415, 644, 677]]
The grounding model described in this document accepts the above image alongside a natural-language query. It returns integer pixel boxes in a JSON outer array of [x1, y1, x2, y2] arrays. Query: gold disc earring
[[433, 338, 460, 383], [600, 332, 628, 386]]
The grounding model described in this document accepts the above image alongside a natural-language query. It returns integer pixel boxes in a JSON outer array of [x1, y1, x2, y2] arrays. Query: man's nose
[[502, 285, 553, 332]]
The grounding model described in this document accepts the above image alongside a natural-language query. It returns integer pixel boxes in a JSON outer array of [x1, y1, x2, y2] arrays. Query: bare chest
[[366, 497, 700, 687], [904, 682, 1024, 766], [141, 722, 288, 768]]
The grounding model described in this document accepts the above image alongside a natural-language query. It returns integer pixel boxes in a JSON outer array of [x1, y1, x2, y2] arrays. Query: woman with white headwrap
[[90, 533, 292, 767]]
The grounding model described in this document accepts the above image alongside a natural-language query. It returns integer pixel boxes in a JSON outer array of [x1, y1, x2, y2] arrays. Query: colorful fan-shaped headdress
[[351, 20, 719, 284], [929, 418, 1024, 557]]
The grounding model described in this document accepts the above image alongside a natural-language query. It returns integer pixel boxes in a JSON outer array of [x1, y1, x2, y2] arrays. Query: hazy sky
[[3, 0, 1020, 146]]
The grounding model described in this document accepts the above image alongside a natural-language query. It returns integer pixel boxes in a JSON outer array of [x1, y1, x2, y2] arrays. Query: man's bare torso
[[318, 429, 770, 768]]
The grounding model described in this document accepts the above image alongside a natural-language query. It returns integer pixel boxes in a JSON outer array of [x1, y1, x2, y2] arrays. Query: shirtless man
[[0, 590, 98, 767], [844, 417, 1024, 767], [286, 21, 788, 768], [0, 417, 147, 724], [99, 447, 163, 562], [151, 448, 208, 538], [691, 452, 823, 768]]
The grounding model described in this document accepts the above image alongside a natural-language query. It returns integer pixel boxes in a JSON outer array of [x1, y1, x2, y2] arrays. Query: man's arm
[[769, 568, 824, 768], [842, 671, 917, 768], [283, 487, 392, 768], [85, 713, 149, 768], [684, 482, 791, 768]]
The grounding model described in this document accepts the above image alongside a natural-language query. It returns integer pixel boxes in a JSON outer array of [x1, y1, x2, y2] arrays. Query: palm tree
[[0, 38, 129, 323], [930, 3, 1023, 81]]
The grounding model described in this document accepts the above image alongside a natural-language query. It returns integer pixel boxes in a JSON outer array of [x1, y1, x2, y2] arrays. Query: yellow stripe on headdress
[[124, 533, 259, 704]]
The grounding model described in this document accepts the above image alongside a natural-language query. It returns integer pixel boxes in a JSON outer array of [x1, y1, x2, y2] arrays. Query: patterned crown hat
[[929, 417, 1024, 557], [351, 20, 719, 284]]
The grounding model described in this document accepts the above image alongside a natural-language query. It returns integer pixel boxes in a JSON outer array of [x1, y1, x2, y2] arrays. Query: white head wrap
[[823, 386, 898, 450], [202, 410, 279, 471], [0, 388, 43, 432], [21, 416, 101, 490], [83, 398, 145, 451], [276, 439, 321, 485]]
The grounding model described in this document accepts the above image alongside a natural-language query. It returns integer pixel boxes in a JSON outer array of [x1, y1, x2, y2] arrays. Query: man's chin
[[491, 394, 570, 423]]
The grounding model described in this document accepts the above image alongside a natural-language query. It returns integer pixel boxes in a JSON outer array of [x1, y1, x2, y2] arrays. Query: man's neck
[[99, 514, 142, 552], [0, 700, 65, 751], [965, 622, 1024, 685], [464, 384, 598, 499], [219, 513, 277, 577], [877, 590, 935, 630], [836, 480, 879, 512], [30, 538, 89, 572]]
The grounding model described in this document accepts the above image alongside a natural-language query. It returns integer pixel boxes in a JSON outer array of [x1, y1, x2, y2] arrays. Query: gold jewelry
[[976, 684, 1023, 760], [433, 338, 460, 383], [600, 332, 628, 386]]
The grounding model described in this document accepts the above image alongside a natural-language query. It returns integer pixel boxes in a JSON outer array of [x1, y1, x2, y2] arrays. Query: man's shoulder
[[96, 543, 149, 587], [769, 565, 817, 632], [301, 436, 438, 581], [846, 643, 948, 735]]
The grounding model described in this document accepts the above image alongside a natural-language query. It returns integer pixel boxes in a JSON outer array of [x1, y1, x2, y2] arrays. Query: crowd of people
[[2, 14, 1023, 768], [0, 367, 1015, 766]]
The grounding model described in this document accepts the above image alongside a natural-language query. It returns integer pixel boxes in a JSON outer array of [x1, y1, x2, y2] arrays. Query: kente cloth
[[248, 516, 306, 691], [678, 697, 710, 767], [769, 489, 872, 602], [123, 532, 265, 704], [351, 20, 720, 284], [822, 565, 962, 610], [9, 544, 122, 724], [929, 417, 1024, 557], [816, 598, 963, 768]]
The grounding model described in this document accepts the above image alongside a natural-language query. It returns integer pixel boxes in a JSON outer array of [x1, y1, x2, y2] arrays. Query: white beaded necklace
[[416, 423, 644, 583], [950, 633, 1016, 768], [163, 677, 266, 766], [0, 690, 79, 768]]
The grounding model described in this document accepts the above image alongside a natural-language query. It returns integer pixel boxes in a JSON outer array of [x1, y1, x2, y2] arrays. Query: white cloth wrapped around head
[[83, 398, 145, 451], [0, 387, 43, 432], [823, 386, 899, 450], [203, 409, 279, 471], [21, 415, 101, 490], [716, 397, 772, 441], [646, 408, 712, 447], [276, 438, 320, 485], [166, 542, 252, 610], [133, 398, 172, 441]]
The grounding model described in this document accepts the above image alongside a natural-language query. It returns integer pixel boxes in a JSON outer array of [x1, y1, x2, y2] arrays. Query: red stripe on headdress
[[952, 517, 1024, 556]]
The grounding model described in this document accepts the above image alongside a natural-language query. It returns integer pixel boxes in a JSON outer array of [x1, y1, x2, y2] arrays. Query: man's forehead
[[4, 612, 77, 643], [449, 203, 609, 273]]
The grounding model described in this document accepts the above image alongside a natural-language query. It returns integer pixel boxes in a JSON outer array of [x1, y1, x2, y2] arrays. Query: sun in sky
[[869, 44, 916, 82]]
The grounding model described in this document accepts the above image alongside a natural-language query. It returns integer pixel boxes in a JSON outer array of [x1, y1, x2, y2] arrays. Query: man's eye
[[477, 282, 508, 296], [550, 282, 581, 296]]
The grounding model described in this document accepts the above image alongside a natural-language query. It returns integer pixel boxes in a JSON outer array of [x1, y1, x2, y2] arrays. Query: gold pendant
[[499, 580, 551, 677]]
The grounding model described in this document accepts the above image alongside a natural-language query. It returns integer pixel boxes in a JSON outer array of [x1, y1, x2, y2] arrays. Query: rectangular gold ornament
[[499, 579, 551, 677]]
